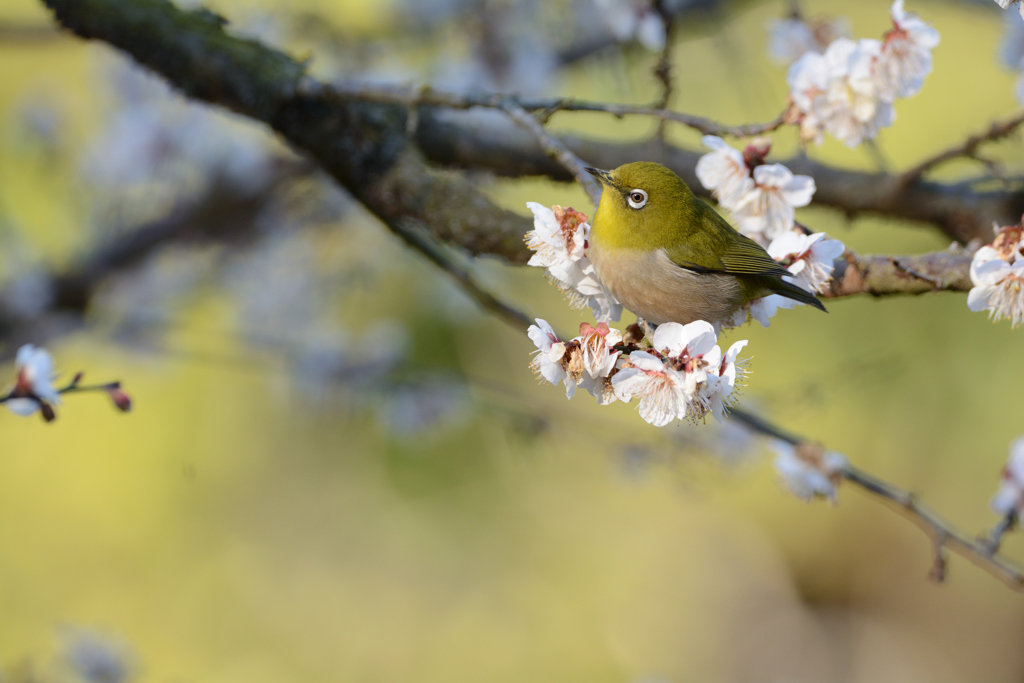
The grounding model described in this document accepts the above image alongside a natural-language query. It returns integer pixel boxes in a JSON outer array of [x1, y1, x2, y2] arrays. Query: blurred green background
[[1, 0, 1023, 681]]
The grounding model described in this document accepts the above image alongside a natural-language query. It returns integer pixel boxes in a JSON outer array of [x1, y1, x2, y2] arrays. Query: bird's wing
[[665, 205, 791, 278], [717, 233, 791, 277]]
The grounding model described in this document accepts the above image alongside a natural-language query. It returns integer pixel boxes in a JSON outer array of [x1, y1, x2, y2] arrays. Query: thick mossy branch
[[417, 110, 1024, 246], [42, 0, 532, 262], [39, 0, 983, 292], [45, 0, 302, 121]]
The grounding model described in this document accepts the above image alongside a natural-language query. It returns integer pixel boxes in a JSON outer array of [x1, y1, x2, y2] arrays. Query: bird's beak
[[584, 167, 614, 186]]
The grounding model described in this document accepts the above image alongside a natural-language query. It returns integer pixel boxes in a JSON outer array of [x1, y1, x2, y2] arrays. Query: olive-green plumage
[[585, 161, 825, 325]]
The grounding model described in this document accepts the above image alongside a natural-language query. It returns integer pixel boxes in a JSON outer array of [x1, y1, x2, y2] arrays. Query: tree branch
[[823, 251, 973, 298], [331, 80, 787, 139], [498, 99, 603, 205], [900, 110, 1024, 187], [730, 408, 1024, 592], [31, 0, 1024, 593], [415, 110, 1024, 246]]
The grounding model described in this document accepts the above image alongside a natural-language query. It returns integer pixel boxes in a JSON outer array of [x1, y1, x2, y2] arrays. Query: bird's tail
[[770, 278, 827, 312]]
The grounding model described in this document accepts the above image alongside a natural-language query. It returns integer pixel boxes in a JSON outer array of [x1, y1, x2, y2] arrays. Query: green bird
[[584, 162, 826, 326]]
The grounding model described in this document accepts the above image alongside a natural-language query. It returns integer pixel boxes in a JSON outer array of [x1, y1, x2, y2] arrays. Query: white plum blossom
[[525, 202, 586, 287], [967, 226, 1024, 327], [526, 316, 751, 424], [995, 0, 1024, 21], [651, 321, 717, 401], [579, 322, 621, 379], [594, 0, 666, 51], [818, 38, 894, 147], [528, 319, 577, 398], [767, 230, 846, 294], [577, 322, 622, 404], [525, 203, 622, 323], [574, 262, 624, 323], [612, 321, 718, 426], [695, 136, 755, 211], [786, 4, 937, 148], [877, 0, 940, 100], [992, 436, 1024, 516], [788, 38, 895, 147], [611, 351, 687, 426], [6, 344, 60, 417], [704, 340, 748, 422], [771, 440, 848, 502], [612, 321, 748, 425], [694, 138, 815, 244], [732, 164, 816, 241], [767, 15, 849, 65]]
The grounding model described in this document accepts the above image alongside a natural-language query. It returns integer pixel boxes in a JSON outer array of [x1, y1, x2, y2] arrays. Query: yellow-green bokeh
[[1, 1, 1023, 682]]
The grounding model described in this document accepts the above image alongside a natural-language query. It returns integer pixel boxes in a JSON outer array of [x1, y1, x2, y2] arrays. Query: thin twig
[[900, 111, 1024, 187], [730, 408, 1024, 592], [330, 81, 787, 139], [385, 219, 533, 332], [651, 0, 675, 139], [498, 99, 603, 206]]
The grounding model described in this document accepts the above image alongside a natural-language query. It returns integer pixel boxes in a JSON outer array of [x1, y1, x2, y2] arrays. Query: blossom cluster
[[786, 0, 939, 147], [528, 319, 748, 426], [696, 136, 815, 244], [968, 224, 1024, 327], [525, 202, 622, 323], [695, 138, 844, 328]]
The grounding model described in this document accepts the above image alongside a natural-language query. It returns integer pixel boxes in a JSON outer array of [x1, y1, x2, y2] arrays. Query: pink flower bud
[[105, 386, 132, 412]]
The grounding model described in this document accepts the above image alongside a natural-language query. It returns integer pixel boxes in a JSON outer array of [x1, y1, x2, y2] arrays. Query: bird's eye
[[627, 189, 648, 210]]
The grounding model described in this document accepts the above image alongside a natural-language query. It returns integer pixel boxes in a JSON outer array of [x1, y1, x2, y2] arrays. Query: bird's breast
[[587, 244, 745, 326]]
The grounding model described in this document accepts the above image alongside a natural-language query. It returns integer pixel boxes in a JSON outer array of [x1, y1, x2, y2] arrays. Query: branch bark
[[416, 109, 1024, 246], [730, 408, 1024, 592]]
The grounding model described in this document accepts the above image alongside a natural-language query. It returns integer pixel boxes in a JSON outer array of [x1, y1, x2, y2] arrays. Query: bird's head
[[586, 162, 697, 250]]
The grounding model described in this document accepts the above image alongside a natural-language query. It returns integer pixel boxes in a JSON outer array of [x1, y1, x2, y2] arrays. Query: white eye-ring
[[627, 189, 648, 209]]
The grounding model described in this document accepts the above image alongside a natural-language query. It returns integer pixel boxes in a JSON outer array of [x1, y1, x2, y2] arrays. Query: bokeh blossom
[[594, 0, 666, 51], [992, 436, 1024, 517], [877, 0, 941, 99], [767, 15, 849, 65], [771, 440, 848, 502], [6, 344, 60, 418]]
